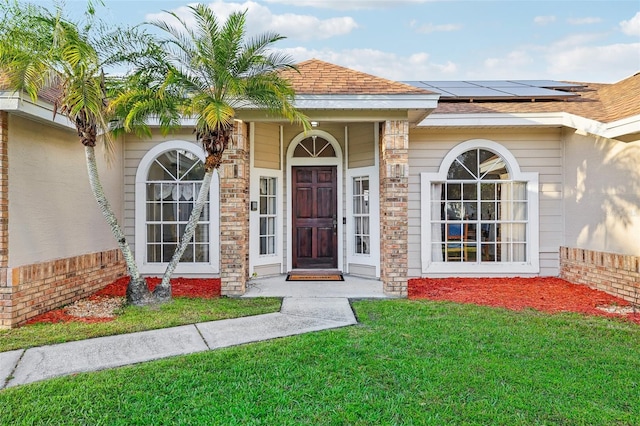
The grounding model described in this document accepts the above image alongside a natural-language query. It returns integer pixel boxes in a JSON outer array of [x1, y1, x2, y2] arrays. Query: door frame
[[287, 130, 343, 272]]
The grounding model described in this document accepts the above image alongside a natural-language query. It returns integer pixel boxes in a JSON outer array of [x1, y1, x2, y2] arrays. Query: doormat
[[286, 274, 344, 281]]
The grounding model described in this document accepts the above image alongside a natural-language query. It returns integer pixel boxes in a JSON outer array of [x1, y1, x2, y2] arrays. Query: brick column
[[219, 121, 250, 296], [0, 112, 10, 327], [379, 120, 409, 297]]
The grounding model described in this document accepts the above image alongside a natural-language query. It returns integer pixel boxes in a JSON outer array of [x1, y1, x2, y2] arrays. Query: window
[[353, 176, 370, 255], [421, 140, 539, 274], [293, 136, 336, 158], [432, 148, 527, 263], [259, 177, 277, 255], [145, 149, 209, 263]]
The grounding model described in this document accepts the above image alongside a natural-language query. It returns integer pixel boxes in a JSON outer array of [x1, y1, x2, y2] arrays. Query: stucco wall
[[407, 127, 564, 277], [563, 131, 640, 256], [8, 114, 124, 268]]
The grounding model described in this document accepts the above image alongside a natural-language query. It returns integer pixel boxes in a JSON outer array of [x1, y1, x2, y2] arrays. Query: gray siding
[[407, 128, 564, 277], [348, 123, 375, 169], [253, 123, 280, 170], [123, 131, 199, 257]]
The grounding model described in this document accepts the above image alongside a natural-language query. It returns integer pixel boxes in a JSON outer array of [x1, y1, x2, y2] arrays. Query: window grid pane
[[431, 148, 528, 264], [146, 153, 210, 264], [259, 177, 277, 255], [353, 176, 370, 255]]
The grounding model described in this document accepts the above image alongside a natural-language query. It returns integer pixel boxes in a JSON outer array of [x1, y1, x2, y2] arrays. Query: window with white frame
[[145, 149, 209, 263], [430, 148, 528, 264], [353, 176, 370, 255], [259, 177, 277, 255]]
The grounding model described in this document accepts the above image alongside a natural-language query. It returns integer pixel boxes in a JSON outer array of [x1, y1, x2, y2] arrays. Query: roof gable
[[597, 72, 640, 122], [280, 59, 433, 95]]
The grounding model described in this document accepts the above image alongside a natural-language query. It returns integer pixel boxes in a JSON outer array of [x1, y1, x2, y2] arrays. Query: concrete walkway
[[1, 275, 387, 389]]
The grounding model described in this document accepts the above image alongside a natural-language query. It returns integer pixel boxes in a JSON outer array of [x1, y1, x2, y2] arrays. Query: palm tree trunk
[[84, 145, 152, 305], [154, 170, 214, 301]]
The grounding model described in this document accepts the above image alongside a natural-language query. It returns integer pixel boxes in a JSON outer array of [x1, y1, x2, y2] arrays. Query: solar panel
[[469, 80, 530, 87], [501, 87, 579, 98], [401, 79, 583, 100], [512, 80, 584, 89], [419, 81, 481, 88], [442, 87, 515, 98]]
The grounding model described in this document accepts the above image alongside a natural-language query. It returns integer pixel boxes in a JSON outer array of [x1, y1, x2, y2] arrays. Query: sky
[[36, 0, 640, 83]]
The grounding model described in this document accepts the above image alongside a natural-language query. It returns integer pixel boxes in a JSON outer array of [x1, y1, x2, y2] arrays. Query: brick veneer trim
[[0, 249, 127, 328], [379, 120, 409, 297], [559, 246, 640, 305], [219, 121, 250, 296]]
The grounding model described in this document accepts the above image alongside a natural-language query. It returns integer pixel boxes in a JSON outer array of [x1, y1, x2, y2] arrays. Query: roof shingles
[[280, 58, 433, 95], [433, 72, 640, 123]]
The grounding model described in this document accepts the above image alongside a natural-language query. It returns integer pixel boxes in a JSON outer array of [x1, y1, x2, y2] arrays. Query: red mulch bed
[[409, 277, 640, 325], [25, 277, 221, 325], [93, 276, 221, 299]]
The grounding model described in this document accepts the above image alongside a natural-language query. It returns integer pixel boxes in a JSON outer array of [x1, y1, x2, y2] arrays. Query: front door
[[292, 166, 338, 269]]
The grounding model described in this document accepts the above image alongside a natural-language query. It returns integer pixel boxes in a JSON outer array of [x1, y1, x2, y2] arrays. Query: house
[[1, 59, 639, 328]]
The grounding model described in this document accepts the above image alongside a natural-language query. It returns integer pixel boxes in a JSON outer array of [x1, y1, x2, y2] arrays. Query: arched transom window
[[145, 149, 210, 264], [293, 136, 336, 158]]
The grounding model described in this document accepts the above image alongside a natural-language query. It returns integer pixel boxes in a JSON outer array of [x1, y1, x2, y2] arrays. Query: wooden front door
[[292, 166, 338, 269]]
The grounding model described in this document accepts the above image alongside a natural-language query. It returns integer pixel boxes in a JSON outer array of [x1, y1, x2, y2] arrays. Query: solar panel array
[[403, 80, 585, 101]]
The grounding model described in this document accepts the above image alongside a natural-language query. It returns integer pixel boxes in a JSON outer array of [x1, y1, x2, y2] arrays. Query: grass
[[1, 300, 639, 425], [0, 297, 281, 352]]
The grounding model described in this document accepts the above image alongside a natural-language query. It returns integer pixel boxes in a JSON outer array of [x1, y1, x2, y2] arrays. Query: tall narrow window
[[431, 148, 527, 263], [259, 177, 277, 255], [146, 150, 209, 263], [353, 176, 370, 255]]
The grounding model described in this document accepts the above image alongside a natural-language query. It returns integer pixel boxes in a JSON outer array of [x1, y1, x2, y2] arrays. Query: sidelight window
[[353, 176, 370, 255], [259, 177, 277, 255]]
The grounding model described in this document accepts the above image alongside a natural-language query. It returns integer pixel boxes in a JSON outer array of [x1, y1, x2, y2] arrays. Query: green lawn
[[0, 297, 281, 352], [1, 300, 638, 425]]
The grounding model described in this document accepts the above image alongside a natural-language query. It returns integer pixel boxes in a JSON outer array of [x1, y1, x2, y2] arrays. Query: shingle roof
[[0, 73, 60, 105], [597, 72, 640, 122], [280, 58, 433, 95], [433, 72, 640, 123]]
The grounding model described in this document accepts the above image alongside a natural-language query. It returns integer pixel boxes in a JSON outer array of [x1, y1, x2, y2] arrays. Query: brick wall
[[0, 249, 126, 328], [219, 121, 250, 296], [560, 246, 640, 305], [379, 120, 409, 297]]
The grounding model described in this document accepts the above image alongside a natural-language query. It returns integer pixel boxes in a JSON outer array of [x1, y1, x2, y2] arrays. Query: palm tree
[[110, 4, 309, 301], [0, 1, 154, 304]]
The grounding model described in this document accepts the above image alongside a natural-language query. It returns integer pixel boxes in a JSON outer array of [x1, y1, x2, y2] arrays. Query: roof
[[430, 72, 640, 123], [280, 59, 433, 95]]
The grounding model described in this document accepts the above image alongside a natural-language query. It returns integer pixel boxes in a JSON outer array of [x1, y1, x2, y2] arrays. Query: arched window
[[293, 136, 336, 158], [421, 140, 539, 274], [135, 141, 219, 274], [145, 149, 209, 263]]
